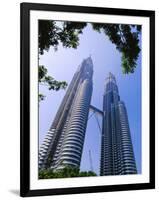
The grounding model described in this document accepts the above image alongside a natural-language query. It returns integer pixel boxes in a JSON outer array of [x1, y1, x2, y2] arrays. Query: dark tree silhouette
[[39, 20, 87, 54]]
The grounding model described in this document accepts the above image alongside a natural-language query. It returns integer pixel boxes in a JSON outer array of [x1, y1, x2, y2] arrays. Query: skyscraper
[[39, 57, 93, 170], [100, 73, 137, 175]]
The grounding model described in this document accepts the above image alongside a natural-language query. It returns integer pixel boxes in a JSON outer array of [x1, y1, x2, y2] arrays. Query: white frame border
[[30, 10, 150, 190]]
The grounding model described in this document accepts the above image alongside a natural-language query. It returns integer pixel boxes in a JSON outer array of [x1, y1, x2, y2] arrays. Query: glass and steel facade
[[100, 73, 137, 175], [39, 57, 93, 170]]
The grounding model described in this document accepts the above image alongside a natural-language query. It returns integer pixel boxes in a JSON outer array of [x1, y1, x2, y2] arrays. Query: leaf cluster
[[39, 65, 68, 101], [39, 20, 87, 55]]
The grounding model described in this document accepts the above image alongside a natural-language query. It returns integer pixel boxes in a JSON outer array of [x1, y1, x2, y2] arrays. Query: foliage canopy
[[39, 166, 97, 179], [38, 20, 141, 100]]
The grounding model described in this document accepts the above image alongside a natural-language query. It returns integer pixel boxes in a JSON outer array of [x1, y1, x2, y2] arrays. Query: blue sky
[[39, 23, 141, 175]]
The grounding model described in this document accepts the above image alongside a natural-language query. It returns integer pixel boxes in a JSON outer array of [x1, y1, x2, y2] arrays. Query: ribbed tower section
[[100, 73, 137, 176], [39, 57, 93, 170]]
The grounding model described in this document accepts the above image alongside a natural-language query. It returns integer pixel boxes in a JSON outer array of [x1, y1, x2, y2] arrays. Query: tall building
[[39, 57, 93, 170], [100, 73, 137, 175]]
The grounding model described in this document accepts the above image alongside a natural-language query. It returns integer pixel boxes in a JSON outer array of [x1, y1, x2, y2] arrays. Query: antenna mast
[[89, 150, 94, 172]]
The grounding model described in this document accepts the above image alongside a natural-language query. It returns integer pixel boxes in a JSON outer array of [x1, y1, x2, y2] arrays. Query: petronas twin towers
[[39, 57, 137, 175]]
